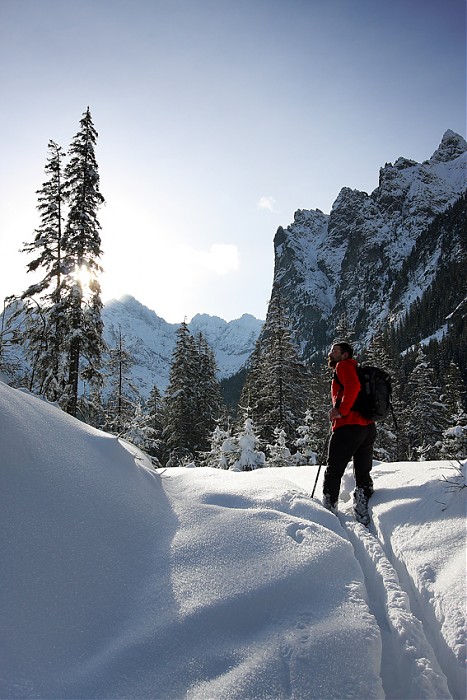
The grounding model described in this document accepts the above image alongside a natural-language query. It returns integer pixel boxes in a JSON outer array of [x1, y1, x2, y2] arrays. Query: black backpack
[[335, 364, 396, 425]]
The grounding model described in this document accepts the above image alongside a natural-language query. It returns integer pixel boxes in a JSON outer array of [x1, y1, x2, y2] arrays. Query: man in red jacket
[[322, 341, 376, 525]]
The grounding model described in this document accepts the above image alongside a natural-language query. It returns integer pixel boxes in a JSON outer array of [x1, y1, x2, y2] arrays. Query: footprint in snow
[[286, 522, 311, 543]]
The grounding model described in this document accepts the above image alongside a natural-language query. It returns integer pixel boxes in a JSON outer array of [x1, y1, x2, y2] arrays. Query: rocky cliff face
[[272, 130, 466, 359]]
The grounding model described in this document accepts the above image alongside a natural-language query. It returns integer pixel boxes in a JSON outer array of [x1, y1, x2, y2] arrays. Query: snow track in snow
[[339, 511, 452, 699], [371, 505, 466, 700]]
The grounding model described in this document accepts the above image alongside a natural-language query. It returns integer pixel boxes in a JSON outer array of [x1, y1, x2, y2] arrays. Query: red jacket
[[331, 358, 374, 431]]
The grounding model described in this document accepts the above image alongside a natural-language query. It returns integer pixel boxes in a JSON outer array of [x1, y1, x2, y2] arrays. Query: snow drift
[[0, 380, 465, 699]]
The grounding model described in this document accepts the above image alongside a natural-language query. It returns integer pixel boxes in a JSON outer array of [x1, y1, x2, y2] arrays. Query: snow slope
[[0, 380, 465, 699]]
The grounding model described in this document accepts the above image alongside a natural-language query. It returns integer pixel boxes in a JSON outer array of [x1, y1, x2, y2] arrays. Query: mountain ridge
[[102, 295, 263, 396], [271, 129, 466, 358]]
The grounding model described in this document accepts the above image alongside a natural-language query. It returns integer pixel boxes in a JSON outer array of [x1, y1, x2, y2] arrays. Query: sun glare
[[73, 264, 93, 290]]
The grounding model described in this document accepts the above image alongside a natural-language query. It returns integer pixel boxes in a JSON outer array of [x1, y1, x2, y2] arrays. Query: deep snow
[[0, 380, 465, 700]]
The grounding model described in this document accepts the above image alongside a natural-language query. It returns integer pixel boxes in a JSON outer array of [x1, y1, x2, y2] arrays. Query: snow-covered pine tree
[[402, 346, 450, 460], [440, 361, 466, 419], [79, 385, 105, 430], [142, 384, 165, 462], [441, 410, 467, 460], [294, 409, 318, 465], [104, 327, 139, 435], [267, 427, 293, 467], [192, 332, 223, 454], [231, 416, 265, 471], [61, 107, 105, 417], [203, 423, 236, 469], [162, 321, 198, 466], [19, 140, 68, 400], [440, 361, 467, 459], [237, 337, 264, 421], [163, 325, 223, 466], [22, 141, 65, 297], [239, 285, 309, 447], [117, 402, 162, 466]]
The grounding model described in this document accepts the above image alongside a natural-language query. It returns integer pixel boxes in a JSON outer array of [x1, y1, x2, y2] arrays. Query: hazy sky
[[0, 0, 465, 323]]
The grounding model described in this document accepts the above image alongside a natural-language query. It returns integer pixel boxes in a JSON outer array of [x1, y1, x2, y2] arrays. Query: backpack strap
[[332, 370, 344, 389], [332, 371, 344, 390], [332, 370, 344, 409]]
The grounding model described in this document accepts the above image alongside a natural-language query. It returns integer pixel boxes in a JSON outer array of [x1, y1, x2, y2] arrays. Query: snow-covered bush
[[267, 427, 294, 467], [294, 410, 318, 465], [231, 418, 265, 471], [440, 403, 467, 460], [204, 424, 238, 469]]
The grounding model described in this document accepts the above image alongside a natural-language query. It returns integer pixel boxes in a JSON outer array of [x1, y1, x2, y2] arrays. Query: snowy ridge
[[1, 380, 465, 699], [190, 312, 263, 376], [102, 296, 263, 396], [273, 130, 467, 356]]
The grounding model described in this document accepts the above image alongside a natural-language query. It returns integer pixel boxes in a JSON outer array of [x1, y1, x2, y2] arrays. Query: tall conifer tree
[[239, 286, 309, 446], [163, 322, 198, 464], [61, 107, 105, 416], [163, 324, 222, 465], [105, 328, 138, 435], [20, 140, 68, 399], [192, 332, 223, 453], [402, 346, 449, 459], [143, 384, 165, 462]]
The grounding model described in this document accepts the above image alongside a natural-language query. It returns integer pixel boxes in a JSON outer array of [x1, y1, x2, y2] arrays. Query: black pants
[[322, 423, 377, 503]]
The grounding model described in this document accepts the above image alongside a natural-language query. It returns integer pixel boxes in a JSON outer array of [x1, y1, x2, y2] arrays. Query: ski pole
[[311, 424, 332, 498]]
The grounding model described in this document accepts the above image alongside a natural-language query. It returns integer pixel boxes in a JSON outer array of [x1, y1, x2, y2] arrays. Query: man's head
[[328, 341, 354, 368]]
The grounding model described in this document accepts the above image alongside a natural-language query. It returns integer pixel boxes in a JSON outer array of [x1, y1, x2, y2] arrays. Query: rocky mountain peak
[[429, 129, 467, 163], [392, 157, 418, 171]]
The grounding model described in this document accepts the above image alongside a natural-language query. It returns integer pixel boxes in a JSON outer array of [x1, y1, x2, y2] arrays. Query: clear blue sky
[[0, 0, 465, 322]]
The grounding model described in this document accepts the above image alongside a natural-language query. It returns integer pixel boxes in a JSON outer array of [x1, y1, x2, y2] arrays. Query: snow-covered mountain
[[272, 129, 466, 358], [102, 296, 263, 396], [1, 379, 465, 699]]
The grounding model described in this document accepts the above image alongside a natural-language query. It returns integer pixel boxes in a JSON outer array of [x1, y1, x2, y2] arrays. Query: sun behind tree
[[19, 108, 106, 417]]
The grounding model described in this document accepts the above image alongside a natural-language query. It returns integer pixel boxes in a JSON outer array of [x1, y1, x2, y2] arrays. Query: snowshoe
[[322, 493, 338, 515], [353, 487, 370, 527]]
